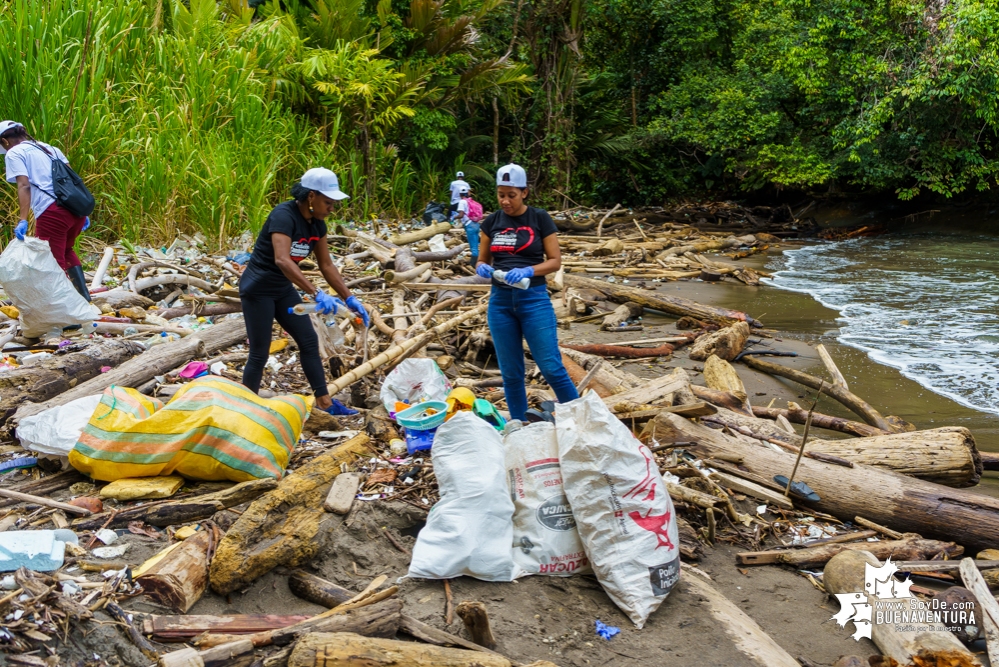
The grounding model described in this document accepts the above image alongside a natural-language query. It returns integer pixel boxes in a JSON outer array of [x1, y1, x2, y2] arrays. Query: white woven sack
[[505, 421, 591, 576], [0, 237, 98, 337], [556, 391, 681, 627]]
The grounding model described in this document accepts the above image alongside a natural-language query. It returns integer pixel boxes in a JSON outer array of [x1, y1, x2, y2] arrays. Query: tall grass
[[0, 0, 445, 246]]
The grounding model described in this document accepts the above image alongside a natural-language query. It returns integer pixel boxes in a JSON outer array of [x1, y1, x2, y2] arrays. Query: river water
[[766, 234, 999, 418]]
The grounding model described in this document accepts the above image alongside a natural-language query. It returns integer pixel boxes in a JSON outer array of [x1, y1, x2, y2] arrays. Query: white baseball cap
[[301, 167, 349, 200], [456, 171, 465, 178], [497, 163, 528, 188], [459, 185, 470, 195], [0, 121, 23, 155]]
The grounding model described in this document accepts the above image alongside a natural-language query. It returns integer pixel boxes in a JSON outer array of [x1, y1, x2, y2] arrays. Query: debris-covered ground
[[0, 202, 996, 667]]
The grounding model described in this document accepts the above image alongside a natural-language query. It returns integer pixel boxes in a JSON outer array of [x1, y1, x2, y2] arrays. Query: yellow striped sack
[[69, 376, 313, 483]]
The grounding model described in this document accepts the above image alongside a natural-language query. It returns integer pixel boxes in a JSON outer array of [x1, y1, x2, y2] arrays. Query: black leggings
[[240, 283, 328, 397]]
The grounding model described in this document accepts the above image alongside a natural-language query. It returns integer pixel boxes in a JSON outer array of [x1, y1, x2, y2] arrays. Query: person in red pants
[[0, 120, 91, 301]]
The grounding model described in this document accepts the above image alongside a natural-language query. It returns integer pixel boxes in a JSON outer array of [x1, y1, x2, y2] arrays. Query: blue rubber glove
[[476, 263, 494, 279], [345, 295, 370, 328], [14, 220, 27, 241], [504, 266, 534, 285], [82, 216, 90, 232], [314, 291, 340, 315], [324, 398, 359, 416]]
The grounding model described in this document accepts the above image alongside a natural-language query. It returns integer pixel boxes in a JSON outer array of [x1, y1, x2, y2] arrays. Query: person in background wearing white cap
[[0, 120, 92, 300], [239, 168, 370, 415], [447, 170, 470, 217], [475, 163, 578, 421], [451, 185, 480, 262]]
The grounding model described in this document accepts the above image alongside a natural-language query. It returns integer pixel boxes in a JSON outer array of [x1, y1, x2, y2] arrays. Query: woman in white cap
[[475, 163, 578, 421], [0, 120, 92, 300], [239, 168, 369, 414]]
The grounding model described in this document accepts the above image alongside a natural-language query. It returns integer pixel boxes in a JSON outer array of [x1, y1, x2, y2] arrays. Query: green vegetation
[[3, 0, 999, 243]]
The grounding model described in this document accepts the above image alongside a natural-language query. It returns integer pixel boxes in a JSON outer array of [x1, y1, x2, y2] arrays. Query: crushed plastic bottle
[[492, 269, 531, 290]]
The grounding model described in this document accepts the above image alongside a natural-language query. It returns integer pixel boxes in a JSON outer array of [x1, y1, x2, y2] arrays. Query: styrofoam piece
[[0, 529, 78, 572]]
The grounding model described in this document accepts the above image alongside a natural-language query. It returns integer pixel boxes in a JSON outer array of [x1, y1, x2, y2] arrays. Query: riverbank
[[561, 238, 999, 496]]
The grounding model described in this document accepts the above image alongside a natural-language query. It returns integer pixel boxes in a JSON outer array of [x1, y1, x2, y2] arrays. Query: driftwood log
[[389, 221, 452, 246], [561, 342, 674, 358], [738, 537, 963, 569], [806, 427, 982, 488], [699, 409, 981, 487], [14, 316, 248, 421], [600, 301, 642, 330], [657, 412, 999, 552], [563, 273, 754, 325], [73, 478, 277, 530], [137, 529, 214, 613], [210, 436, 370, 595], [0, 340, 144, 421], [689, 323, 751, 361], [144, 613, 313, 641], [690, 385, 753, 416], [288, 570, 356, 608], [287, 632, 513, 667], [681, 569, 800, 667], [0, 470, 85, 509], [823, 550, 980, 665], [751, 406, 884, 438], [741, 356, 893, 432], [455, 601, 497, 650]]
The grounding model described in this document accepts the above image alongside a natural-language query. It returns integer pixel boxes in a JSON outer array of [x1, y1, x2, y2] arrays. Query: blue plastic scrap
[[594, 620, 620, 640]]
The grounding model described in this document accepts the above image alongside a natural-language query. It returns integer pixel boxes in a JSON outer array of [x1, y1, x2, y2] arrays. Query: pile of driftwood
[[0, 207, 996, 666]]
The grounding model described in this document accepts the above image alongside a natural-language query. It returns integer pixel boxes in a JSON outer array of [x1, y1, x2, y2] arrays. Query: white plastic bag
[[505, 421, 591, 576], [556, 391, 680, 628], [0, 238, 99, 337], [380, 358, 451, 412], [408, 411, 520, 581], [17, 394, 102, 457]]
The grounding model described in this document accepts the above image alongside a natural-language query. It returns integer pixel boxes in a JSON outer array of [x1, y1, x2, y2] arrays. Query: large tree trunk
[[823, 550, 980, 665], [700, 409, 981, 488], [807, 427, 982, 488], [563, 273, 755, 325], [654, 412, 999, 553], [13, 317, 247, 422], [0, 340, 143, 421], [209, 436, 370, 595]]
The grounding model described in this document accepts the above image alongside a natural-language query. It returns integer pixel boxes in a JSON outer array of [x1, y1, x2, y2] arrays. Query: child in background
[[452, 186, 479, 262]]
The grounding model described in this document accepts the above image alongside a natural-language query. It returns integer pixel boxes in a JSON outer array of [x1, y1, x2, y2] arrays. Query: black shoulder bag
[[26, 142, 95, 218]]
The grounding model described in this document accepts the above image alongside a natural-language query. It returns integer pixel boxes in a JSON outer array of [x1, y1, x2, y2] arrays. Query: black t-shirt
[[242, 200, 328, 295], [481, 206, 558, 288]]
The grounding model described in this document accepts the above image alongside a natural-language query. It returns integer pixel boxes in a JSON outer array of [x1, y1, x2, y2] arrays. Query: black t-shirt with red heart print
[[481, 206, 558, 288], [241, 200, 328, 296]]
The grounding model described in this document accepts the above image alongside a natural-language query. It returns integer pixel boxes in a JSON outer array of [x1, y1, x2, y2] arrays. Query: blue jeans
[[487, 284, 579, 420], [464, 221, 480, 261]]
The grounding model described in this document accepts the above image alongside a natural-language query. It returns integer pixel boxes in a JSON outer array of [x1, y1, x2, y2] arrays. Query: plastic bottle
[[144, 332, 180, 349], [492, 269, 531, 290], [288, 303, 321, 315]]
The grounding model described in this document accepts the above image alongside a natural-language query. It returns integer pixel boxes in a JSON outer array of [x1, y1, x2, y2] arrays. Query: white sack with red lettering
[[505, 421, 592, 577], [556, 391, 680, 627]]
